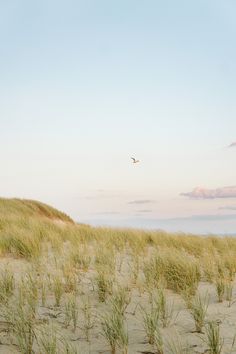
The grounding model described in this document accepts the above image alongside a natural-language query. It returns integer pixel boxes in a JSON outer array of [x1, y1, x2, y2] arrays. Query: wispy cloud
[[93, 211, 120, 215], [228, 142, 236, 148], [181, 186, 236, 199], [219, 206, 236, 211], [84, 194, 118, 200], [128, 199, 155, 205], [136, 209, 152, 213], [159, 213, 236, 222], [187, 214, 236, 221], [140, 214, 236, 221]]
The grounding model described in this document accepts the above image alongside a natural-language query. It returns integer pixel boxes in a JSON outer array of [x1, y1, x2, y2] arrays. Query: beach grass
[[0, 197, 236, 353]]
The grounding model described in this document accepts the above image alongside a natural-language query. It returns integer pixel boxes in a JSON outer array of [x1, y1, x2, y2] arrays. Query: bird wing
[[131, 157, 135, 162]]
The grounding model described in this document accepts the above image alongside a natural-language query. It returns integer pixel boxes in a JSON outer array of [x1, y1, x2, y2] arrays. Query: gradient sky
[[1, 0, 236, 234]]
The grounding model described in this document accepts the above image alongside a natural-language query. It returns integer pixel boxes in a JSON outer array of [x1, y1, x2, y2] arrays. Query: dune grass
[[0, 198, 236, 353]]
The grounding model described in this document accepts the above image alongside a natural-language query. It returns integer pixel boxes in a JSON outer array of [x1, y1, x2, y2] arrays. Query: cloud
[[188, 214, 236, 221], [228, 142, 236, 148], [181, 186, 236, 199], [128, 199, 155, 204], [219, 206, 236, 211], [93, 211, 120, 215], [158, 214, 236, 221], [136, 209, 152, 213], [84, 194, 118, 200]]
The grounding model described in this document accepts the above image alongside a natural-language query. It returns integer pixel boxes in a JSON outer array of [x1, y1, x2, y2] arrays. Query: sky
[[1, 0, 236, 234]]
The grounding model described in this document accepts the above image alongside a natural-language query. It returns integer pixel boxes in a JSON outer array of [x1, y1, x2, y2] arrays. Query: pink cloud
[[228, 142, 236, 148], [181, 186, 236, 199]]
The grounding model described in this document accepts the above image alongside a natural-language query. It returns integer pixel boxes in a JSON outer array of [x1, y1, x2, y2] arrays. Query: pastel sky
[[1, 0, 236, 234]]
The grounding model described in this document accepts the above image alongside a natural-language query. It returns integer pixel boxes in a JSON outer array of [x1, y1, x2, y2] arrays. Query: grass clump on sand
[[154, 288, 176, 328], [225, 280, 234, 307], [80, 298, 96, 342], [141, 304, 161, 346], [215, 277, 225, 303], [203, 321, 224, 354], [95, 270, 113, 303], [0, 266, 15, 303], [52, 275, 64, 307], [101, 309, 128, 354], [1, 298, 36, 354], [64, 293, 79, 332], [167, 333, 191, 354], [110, 286, 131, 315], [38, 324, 79, 354], [189, 292, 209, 333], [152, 249, 201, 296]]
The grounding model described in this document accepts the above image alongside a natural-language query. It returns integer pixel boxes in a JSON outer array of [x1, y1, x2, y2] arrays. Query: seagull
[[131, 157, 140, 163]]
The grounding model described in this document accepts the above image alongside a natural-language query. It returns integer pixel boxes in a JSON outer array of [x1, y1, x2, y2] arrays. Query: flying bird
[[131, 157, 140, 163]]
